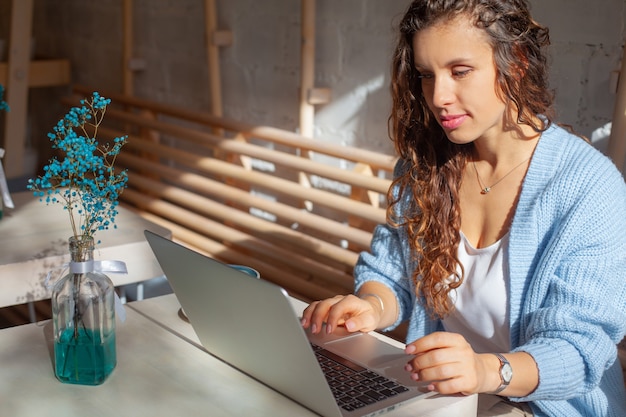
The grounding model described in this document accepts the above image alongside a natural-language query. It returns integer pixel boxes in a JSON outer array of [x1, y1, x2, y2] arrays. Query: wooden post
[[204, 0, 225, 119], [608, 43, 626, 173], [122, 0, 134, 96], [299, 0, 316, 138], [3, 0, 33, 178]]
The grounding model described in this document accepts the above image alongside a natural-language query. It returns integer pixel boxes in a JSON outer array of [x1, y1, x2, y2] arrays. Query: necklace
[[471, 156, 531, 194]]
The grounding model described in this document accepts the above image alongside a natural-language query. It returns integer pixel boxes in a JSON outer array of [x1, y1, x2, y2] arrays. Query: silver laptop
[[144, 230, 431, 417]]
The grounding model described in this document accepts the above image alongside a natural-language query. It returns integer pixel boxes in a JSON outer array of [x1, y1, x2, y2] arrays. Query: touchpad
[[324, 333, 407, 369]]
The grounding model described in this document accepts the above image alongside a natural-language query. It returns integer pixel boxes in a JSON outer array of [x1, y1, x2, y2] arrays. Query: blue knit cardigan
[[355, 124, 626, 416]]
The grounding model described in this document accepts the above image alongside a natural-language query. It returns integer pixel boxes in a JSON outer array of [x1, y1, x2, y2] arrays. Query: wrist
[[486, 353, 513, 395], [477, 353, 500, 393], [358, 293, 384, 319]]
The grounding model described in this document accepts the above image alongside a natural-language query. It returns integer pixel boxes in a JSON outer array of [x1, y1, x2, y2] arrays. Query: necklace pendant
[[481, 187, 491, 194]]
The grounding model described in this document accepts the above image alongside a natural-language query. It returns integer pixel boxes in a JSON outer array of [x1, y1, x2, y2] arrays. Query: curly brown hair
[[388, 0, 554, 318]]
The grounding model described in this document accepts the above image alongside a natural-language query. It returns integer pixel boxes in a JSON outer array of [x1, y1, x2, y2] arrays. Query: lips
[[440, 114, 467, 130]]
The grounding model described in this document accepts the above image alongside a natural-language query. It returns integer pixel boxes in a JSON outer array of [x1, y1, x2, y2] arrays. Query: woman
[[301, 1, 626, 416]]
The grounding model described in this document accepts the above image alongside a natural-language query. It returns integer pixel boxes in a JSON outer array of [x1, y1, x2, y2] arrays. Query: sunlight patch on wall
[[315, 74, 386, 136]]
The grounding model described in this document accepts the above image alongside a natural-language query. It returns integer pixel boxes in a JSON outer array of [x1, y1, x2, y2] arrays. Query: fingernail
[[345, 321, 355, 331], [405, 345, 416, 354], [301, 318, 307, 327], [311, 323, 317, 333], [326, 324, 333, 334], [404, 363, 413, 372]]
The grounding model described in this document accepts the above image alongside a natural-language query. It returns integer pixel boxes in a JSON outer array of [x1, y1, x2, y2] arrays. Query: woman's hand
[[301, 294, 384, 335], [404, 332, 499, 395]]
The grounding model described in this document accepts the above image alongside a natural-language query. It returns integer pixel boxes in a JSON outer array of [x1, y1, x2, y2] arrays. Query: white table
[[0, 191, 170, 309], [0, 294, 477, 417], [128, 294, 478, 417], [0, 299, 314, 417]]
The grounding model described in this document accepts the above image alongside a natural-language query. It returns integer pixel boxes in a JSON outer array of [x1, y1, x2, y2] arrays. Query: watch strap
[[490, 353, 512, 394]]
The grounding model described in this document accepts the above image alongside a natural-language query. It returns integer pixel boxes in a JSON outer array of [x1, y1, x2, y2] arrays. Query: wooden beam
[[608, 43, 626, 172], [122, 0, 134, 95], [3, 0, 33, 178], [299, 0, 316, 138], [205, 0, 224, 118], [307, 87, 331, 105], [0, 60, 70, 87]]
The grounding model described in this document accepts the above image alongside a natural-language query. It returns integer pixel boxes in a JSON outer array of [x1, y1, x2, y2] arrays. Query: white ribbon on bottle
[[45, 259, 128, 322], [0, 148, 15, 209]]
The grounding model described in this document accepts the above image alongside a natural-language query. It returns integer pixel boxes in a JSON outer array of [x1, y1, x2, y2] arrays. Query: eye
[[416, 71, 434, 80], [452, 68, 472, 78]]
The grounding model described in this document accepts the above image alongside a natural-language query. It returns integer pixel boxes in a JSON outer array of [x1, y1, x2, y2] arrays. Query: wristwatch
[[491, 353, 513, 394]]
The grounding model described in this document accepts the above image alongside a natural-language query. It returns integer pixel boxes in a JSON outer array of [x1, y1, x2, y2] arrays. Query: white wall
[[15, 0, 626, 157], [532, 0, 626, 151]]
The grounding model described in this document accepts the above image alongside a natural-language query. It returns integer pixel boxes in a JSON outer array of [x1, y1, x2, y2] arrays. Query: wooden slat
[[124, 210, 348, 302], [124, 174, 359, 268], [100, 113, 391, 194], [66, 87, 398, 171], [107, 129, 387, 224], [120, 190, 354, 295], [116, 150, 373, 247]]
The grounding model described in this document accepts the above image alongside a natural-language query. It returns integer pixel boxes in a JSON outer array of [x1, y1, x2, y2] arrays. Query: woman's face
[[413, 16, 509, 145]]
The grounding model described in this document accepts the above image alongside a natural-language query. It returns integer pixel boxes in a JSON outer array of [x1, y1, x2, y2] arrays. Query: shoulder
[[393, 158, 411, 178], [527, 124, 625, 200], [536, 124, 617, 173], [516, 124, 626, 245]]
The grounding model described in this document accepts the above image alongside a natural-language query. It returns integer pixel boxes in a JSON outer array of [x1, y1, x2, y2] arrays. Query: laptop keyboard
[[312, 344, 410, 412]]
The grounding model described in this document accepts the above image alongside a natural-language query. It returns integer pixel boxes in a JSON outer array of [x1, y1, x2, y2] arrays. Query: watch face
[[502, 363, 513, 383]]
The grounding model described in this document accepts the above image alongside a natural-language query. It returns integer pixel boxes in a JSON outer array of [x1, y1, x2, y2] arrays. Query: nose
[[427, 77, 455, 109]]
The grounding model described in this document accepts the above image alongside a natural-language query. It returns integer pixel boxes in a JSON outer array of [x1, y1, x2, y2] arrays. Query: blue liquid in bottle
[[54, 328, 116, 385]]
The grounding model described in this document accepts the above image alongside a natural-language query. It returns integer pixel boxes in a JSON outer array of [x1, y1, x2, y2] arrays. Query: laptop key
[[356, 394, 377, 405], [365, 389, 389, 401], [380, 388, 399, 397], [312, 343, 411, 411], [316, 346, 367, 372]]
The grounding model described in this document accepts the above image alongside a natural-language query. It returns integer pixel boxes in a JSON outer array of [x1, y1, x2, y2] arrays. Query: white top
[[442, 232, 511, 353]]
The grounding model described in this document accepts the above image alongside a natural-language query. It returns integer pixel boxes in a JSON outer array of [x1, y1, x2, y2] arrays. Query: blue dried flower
[[27, 92, 128, 241]]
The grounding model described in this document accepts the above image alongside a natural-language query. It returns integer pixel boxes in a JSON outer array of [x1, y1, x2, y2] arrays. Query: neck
[[472, 121, 541, 167]]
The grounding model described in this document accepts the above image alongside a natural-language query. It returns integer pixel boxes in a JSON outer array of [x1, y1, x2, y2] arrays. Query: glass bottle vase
[[51, 235, 117, 385]]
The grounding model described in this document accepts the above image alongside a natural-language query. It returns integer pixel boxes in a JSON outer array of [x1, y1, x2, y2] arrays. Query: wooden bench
[[65, 87, 626, 365], [67, 85, 397, 305]]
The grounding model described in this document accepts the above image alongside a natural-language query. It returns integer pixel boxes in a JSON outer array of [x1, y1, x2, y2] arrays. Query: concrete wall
[[3, 0, 626, 162]]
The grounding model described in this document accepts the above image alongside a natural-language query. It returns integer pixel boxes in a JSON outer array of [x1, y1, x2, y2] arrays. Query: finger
[[304, 296, 344, 334], [425, 373, 479, 396], [323, 296, 366, 333], [314, 294, 376, 334], [342, 310, 379, 333], [332, 294, 382, 333], [406, 331, 467, 355], [301, 301, 319, 329], [411, 354, 457, 381], [408, 344, 452, 371], [404, 334, 479, 395]]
